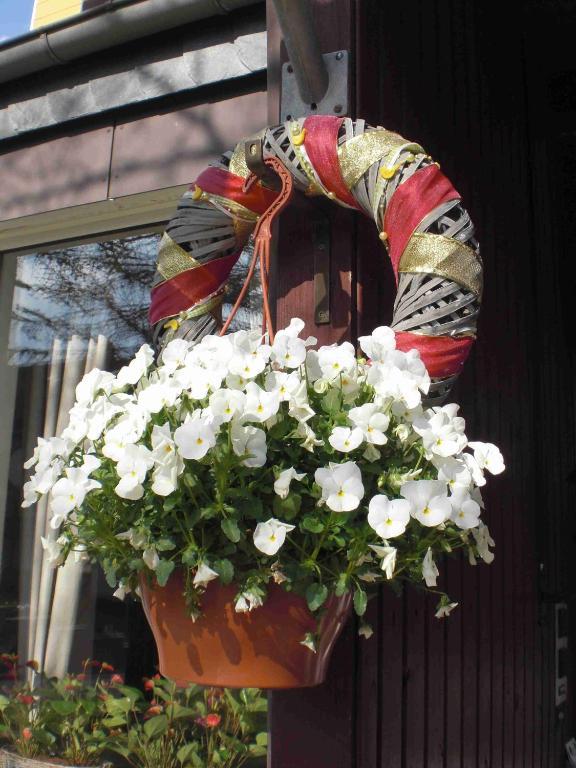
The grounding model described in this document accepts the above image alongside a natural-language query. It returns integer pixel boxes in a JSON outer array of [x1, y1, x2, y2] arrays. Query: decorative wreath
[[149, 115, 482, 402]]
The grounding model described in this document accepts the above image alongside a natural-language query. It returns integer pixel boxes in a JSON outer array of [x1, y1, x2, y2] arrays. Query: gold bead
[[379, 165, 398, 180], [327, 191, 336, 200], [434, 161, 441, 169], [192, 185, 203, 200], [164, 318, 180, 331], [292, 128, 307, 146], [379, 231, 388, 242], [291, 122, 301, 135], [406, 153, 415, 163]]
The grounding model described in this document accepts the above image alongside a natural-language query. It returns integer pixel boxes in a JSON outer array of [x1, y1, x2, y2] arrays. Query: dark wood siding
[[268, 1, 576, 765]]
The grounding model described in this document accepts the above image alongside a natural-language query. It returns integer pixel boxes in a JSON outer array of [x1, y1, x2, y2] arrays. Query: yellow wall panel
[[31, 0, 83, 30]]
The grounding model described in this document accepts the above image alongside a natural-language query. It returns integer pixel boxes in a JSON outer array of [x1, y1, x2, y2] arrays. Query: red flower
[[64, 684, 76, 691], [25, 660, 39, 672], [204, 714, 221, 728], [22, 728, 32, 742], [143, 679, 155, 692], [101, 663, 114, 672], [110, 674, 124, 685], [17, 694, 34, 706], [145, 705, 163, 718], [76, 673, 87, 682]]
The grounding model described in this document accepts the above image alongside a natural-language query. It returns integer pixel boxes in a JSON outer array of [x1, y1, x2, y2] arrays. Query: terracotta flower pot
[[139, 572, 352, 689]]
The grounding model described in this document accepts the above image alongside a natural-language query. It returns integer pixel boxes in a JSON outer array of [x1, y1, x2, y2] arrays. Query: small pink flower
[[110, 674, 124, 685], [22, 728, 32, 742]]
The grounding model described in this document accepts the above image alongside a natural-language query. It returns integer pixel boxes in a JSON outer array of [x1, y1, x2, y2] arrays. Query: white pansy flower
[[287, 380, 315, 423], [329, 426, 364, 453], [41, 535, 68, 567], [317, 342, 356, 382], [253, 518, 295, 556], [315, 461, 364, 512], [274, 467, 306, 499], [235, 590, 263, 613], [231, 422, 267, 467], [400, 479, 451, 527], [271, 318, 314, 369], [349, 403, 390, 445], [138, 372, 182, 414], [368, 495, 411, 539], [228, 329, 271, 378], [21, 463, 63, 508], [449, 487, 481, 530], [116, 528, 147, 549], [435, 601, 458, 618], [115, 444, 154, 500], [358, 325, 396, 362], [143, 547, 159, 570], [113, 582, 131, 601], [435, 456, 472, 491], [369, 544, 397, 579], [391, 401, 424, 423], [115, 344, 154, 388], [422, 547, 439, 587], [160, 339, 191, 372], [467, 442, 505, 475], [24, 437, 69, 470], [209, 388, 246, 423], [367, 357, 424, 410], [174, 412, 217, 460], [472, 522, 495, 563], [294, 421, 323, 452], [173, 364, 211, 400], [150, 423, 184, 496], [193, 563, 219, 586], [413, 405, 467, 458], [265, 370, 301, 401], [50, 467, 101, 528], [103, 418, 143, 462], [462, 452, 486, 486], [244, 382, 280, 423], [76, 368, 115, 405]]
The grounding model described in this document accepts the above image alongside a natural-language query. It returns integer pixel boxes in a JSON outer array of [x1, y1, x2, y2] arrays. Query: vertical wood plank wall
[[268, 0, 576, 766]]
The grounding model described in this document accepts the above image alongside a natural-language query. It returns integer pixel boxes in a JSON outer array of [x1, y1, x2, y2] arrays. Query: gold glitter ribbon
[[157, 233, 201, 282], [398, 232, 483, 296], [338, 130, 424, 189], [203, 192, 259, 222]]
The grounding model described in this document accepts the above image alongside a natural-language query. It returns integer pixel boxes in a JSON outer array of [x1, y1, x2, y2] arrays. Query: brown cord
[[219, 156, 294, 342]]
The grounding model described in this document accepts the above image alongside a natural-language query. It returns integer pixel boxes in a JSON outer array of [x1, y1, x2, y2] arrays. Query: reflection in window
[[9, 235, 158, 369]]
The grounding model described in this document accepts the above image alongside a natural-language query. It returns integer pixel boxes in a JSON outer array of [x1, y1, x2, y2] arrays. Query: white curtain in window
[[22, 335, 108, 676]]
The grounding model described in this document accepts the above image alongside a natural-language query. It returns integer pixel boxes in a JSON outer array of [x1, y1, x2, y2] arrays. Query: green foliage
[[0, 656, 267, 768]]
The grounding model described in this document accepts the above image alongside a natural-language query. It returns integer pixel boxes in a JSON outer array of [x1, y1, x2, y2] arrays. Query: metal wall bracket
[[281, 50, 349, 122]]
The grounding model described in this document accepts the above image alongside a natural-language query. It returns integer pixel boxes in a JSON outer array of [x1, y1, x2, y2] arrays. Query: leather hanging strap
[[219, 155, 294, 342]]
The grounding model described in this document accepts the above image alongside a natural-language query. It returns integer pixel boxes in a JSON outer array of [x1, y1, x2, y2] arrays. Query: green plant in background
[[0, 655, 267, 768], [104, 676, 267, 768], [0, 656, 121, 765]]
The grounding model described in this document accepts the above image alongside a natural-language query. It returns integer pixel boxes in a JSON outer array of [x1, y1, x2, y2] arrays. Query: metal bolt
[[335, 51, 344, 60], [334, 104, 343, 114], [249, 143, 257, 156], [287, 64, 294, 74]]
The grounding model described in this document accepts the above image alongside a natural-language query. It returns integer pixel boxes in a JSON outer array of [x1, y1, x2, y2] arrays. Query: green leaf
[[0, 695, 9, 711], [156, 538, 176, 552], [143, 714, 169, 739], [321, 389, 341, 416], [273, 494, 301, 520], [102, 559, 118, 588], [155, 559, 176, 587], [221, 518, 241, 543], [182, 548, 197, 567], [306, 583, 328, 612], [334, 573, 349, 597], [49, 700, 77, 716], [213, 558, 234, 585], [301, 515, 324, 534], [256, 732, 268, 747], [114, 684, 143, 704], [177, 743, 199, 764], [354, 588, 368, 617]]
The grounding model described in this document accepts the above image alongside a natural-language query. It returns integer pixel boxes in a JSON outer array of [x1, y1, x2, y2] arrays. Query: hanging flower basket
[[23, 116, 504, 689]]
